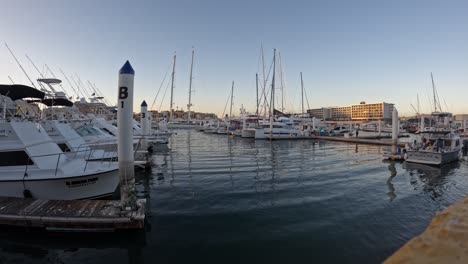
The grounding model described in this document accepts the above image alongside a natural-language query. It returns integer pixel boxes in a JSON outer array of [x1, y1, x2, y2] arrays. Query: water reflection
[[403, 162, 460, 200], [386, 162, 397, 201]]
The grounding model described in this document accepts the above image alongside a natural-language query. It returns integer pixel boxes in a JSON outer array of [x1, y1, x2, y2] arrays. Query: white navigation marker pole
[[140, 100, 148, 149], [391, 108, 399, 155], [117, 60, 135, 209]]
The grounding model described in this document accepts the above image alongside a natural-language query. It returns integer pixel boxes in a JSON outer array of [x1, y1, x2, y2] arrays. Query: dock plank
[[0, 197, 145, 231]]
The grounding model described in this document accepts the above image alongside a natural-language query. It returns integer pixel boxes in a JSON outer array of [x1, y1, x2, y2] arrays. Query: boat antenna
[[188, 48, 194, 123], [4, 43, 37, 89], [169, 52, 176, 122], [7, 76, 15, 84]]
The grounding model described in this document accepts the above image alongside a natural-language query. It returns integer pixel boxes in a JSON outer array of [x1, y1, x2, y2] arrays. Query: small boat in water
[[405, 131, 461, 166]]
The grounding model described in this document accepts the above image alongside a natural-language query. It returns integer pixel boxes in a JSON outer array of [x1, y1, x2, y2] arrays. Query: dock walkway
[[0, 197, 145, 231]]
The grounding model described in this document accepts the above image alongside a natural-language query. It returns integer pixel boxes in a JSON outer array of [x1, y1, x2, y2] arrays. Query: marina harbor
[[3, 1, 468, 263]]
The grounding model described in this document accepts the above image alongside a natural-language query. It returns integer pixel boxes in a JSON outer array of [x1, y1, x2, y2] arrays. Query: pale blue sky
[[1, 0, 468, 116]]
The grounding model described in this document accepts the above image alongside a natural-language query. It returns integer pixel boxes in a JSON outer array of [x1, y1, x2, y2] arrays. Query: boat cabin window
[[75, 125, 103, 137], [0, 151, 34, 166], [57, 143, 71, 152], [273, 125, 283, 128], [99, 127, 115, 136]]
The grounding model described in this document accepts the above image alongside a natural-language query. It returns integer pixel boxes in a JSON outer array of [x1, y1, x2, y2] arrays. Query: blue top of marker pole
[[141, 100, 147, 107], [119, 60, 135, 75]]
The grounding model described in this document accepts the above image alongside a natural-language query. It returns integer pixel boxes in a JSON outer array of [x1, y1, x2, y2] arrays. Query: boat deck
[[0, 197, 145, 231]]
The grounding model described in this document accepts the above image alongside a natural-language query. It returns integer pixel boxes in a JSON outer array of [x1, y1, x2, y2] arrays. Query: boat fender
[[23, 189, 32, 199]]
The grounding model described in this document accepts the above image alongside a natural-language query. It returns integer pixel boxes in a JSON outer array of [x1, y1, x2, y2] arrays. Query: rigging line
[[158, 79, 172, 112], [221, 92, 231, 118], [150, 62, 172, 111]]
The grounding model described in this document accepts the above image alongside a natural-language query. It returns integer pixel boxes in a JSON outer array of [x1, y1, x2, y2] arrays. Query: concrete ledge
[[385, 195, 468, 263]]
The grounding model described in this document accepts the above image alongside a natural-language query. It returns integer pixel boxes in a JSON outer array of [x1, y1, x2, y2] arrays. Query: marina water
[[1, 129, 468, 263]]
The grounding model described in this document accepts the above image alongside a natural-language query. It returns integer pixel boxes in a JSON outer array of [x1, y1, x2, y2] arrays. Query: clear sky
[[1, 0, 468, 116]]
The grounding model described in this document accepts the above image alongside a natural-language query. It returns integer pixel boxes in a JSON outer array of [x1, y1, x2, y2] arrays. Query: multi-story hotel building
[[307, 102, 394, 121]]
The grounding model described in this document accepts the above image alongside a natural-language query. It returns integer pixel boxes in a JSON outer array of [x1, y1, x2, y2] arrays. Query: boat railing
[[23, 148, 117, 177]]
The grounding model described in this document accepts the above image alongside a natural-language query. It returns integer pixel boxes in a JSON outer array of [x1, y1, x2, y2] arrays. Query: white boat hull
[[406, 150, 460, 166], [241, 128, 256, 138], [0, 168, 119, 200]]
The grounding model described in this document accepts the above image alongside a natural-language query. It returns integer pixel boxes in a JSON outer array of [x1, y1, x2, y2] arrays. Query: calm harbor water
[[1, 130, 468, 263]]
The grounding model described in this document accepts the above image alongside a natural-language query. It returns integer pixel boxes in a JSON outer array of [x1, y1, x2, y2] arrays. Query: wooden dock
[[0, 197, 146, 232]]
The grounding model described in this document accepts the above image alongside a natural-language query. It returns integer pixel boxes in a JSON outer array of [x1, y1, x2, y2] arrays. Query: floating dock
[[0, 197, 146, 232], [311, 135, 407, 147], [385, 195, 468, 263]]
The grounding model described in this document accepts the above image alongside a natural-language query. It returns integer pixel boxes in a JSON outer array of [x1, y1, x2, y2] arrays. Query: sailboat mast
[[271, 49, 276, 117], [230, 81, 234, 119], [270, 49, 277, 139], [188, 49, 194, 122], [431, 72, 437, 113], [169, 53, 176, 121], [300, 72, 304, 114], [279, 51, 285, 113], [256, 73, 259, 116], [261, 46, 267, 117]]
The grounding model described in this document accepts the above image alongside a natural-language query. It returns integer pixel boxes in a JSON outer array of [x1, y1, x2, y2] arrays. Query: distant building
[[307, 102, 394, 121]]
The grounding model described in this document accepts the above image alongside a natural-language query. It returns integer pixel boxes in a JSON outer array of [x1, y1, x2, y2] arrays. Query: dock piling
[[117, 61, 136, 209]]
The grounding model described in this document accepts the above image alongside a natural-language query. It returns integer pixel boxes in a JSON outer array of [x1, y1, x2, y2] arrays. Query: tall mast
[[169, 53, 176, 121], [261, 45, 267, 117], [431, 72, 437, 113], [4, 43, 37, 89], [188, 49, 194, 123], [279, 51, 285, 113], [270, 49, 277, 139], [271, 49, 276, 117], [256, 73, 259, 116], [300, 72, 304, 114], [230, 81, 234, 119]]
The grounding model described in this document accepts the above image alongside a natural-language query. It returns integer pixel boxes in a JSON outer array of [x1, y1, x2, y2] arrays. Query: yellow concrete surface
[[385, 195, 468, 264]]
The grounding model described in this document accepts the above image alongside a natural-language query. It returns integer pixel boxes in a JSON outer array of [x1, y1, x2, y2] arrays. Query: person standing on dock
[[355, 125, 359, 138]]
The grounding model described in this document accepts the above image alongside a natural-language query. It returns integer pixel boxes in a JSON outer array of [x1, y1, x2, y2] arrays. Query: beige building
[[307, 102, 394, 121]]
